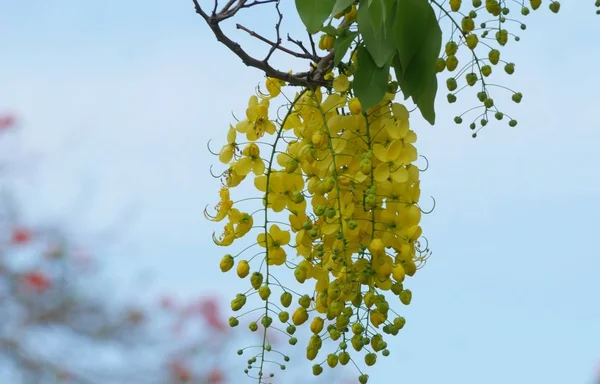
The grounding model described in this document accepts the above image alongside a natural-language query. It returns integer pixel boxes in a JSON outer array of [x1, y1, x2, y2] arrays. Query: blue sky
[[1, 1, 599, 383]]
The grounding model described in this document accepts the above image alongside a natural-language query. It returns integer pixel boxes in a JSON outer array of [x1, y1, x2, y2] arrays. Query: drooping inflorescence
[[432, 0, 562, 137], [206, 69, 432, 383]]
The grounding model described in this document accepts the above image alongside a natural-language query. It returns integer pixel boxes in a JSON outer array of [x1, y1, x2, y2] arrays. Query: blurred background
[[1, 1, 599, 383]]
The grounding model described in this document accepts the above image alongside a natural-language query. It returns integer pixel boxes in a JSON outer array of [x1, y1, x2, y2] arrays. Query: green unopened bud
[[484, 98, 494, 108], [229, 317, 239, 327], [445, 41, 458, 56], [219, 254, 234, 272], [314, 205, 325, 216], [351, 322, 364, 335], [231, 294, 247, 311], [327, 354, 339, 368], [496, 29, 508, 46], [400, 289, 412, 305], [446, 78, 458, 91], [261, 316, 273, 328], [509, 119, 518, 127], [495, 112, 504, 120], [481, 65, 492, 77], [259, 285, 271, 300], [298, 294, 311, 308], [466, 34, 478, 50], [466, 72, 478, 86], [446, 55, 458, 71], [312, 364, 323, 376], [280, 292, 292, 307], [488, 49, 500, 65], [249, 321, 258, 331], [250, 272, 263, 289], [365, 353, 377, 366], [461, 16, 475, 32], [279, 311, 290, 323], [447, 93, 457, 103], [285, 158, 298, 173], [504, 63, 515, 74], [291, 191, 305, 204], [436, 58, 446, 73], [338, 351, 350, 365]]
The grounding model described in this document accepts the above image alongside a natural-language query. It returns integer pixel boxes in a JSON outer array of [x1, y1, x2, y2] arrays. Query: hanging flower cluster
[[206, 72, 431, 383]]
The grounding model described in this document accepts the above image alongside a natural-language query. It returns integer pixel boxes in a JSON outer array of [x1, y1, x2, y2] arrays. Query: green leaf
[[392, 2, 441, 124], [333, 30, 358, 66], [392, 54, 409, 100], [354, 46, 391, 110], [321, 25, 339, 36], [357, 0, 395, 67], [332, 0, 355, 15], [295, 0, 336, 34], [394, 0, 429, 71]]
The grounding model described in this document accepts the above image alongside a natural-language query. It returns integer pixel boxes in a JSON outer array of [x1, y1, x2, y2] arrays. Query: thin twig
[[236, 24, 312, 60], [287, 34, 316, 59], [192, 0, 333, 88]]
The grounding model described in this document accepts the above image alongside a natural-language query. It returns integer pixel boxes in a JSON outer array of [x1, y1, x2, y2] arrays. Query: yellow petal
[[219, 146, 233, 164], [391, 103, 409, 121], [372, 143, 388, 162], [321, 94, 346, 113], [254, 175, 267, 192], [227, 125, 236, 143], [234, 157, 253, 176], [257, 233, 267, 247], [320, 223, 337, 236], [268, 247, 286, 266], [391, 166, 409, 183], [271, 195, 287, 212], [252, 159, 265, 175], [332, 75, 350, 92], [386, 140, 403, 162], [373, 163, 390, 182]]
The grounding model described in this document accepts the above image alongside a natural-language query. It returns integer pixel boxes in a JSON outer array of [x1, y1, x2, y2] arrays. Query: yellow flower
[[219, 125, 237, 164], [213, 222, 235, 246], [223, 168, 246, 188], [233, 143, 265, 176], [348, 97, 362, 115], [333, 75, 350, 92], [265, 77, 282, 98], [236, 95, 276, 141], [205, 188, 233, 222], [257, 224, 291, 265], [228, 208, 254, 238]]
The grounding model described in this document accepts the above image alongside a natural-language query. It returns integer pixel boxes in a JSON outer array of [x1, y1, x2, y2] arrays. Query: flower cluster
[[207, 72, 431, 383]]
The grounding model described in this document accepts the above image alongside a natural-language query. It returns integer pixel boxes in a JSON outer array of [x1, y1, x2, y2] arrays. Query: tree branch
[[191, 0, 333, 88], [236, 24, 313, 60]]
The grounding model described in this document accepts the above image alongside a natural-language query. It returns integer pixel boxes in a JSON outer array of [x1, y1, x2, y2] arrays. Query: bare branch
[[236, 24, 312, 60], [287, 34, 315, 59], [192, 0, 333, 88], [263, 0, 283, 62]]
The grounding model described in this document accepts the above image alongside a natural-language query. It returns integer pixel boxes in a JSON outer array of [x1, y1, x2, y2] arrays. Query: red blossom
[[160, 295, 175, 310], [0, 114, 15, 130], [207, 368, 225, 384], [23, 271, 52, 293], [11, 227, 33, 245], [199, 298, 227, 331], [169, 360, 192, 383]]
